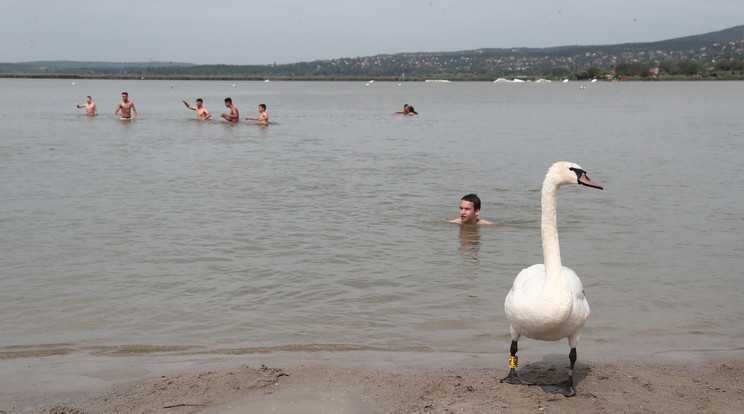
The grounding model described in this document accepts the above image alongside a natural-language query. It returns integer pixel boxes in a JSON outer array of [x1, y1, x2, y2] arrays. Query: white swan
[[501, 161, 603, 397]]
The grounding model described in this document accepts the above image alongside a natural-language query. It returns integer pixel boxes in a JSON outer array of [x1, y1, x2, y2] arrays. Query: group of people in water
[[179, 97, 268, 125], [78, 94, 418, 122], [75, 93, 269, 125], [76, 93, 497, 223], [205, 97, 269, 125], [77, 92, 139, 120]]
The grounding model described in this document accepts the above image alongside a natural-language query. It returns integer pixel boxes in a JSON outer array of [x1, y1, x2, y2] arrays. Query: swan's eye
[[569, 167, 584, 181]]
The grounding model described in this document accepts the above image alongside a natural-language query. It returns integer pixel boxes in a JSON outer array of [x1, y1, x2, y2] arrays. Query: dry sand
[[7, 353, 742, 414]]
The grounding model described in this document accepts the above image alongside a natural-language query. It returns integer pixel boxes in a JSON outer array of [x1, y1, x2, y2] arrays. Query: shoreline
[[3, 350, 742, 413], [2, 74, 744, 82]]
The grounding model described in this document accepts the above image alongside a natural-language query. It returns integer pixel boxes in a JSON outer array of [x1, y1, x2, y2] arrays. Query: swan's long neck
[[541, 175, 563, 277]]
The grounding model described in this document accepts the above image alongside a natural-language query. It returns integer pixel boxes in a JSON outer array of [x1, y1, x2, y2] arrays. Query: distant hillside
[[2, 60, 196, 70], [498, 24, 744, 55], [2, 25, 742, 80]]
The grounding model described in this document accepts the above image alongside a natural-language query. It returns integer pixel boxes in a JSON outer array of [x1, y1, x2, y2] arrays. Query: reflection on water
[[457, 225, 481, 268]]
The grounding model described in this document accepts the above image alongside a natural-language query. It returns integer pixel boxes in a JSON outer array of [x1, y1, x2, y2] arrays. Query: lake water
[[1, 79, 742, 368]]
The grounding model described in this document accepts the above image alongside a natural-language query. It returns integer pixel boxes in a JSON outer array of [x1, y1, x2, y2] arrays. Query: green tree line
[[570, 57, 744, 80]]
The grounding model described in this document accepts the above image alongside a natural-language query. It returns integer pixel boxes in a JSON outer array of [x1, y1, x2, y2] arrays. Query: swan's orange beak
[[578, 172, 603, 190]]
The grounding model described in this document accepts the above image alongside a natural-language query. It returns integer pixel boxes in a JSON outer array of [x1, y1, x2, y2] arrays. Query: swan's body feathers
[[505, 264, 589, 342]]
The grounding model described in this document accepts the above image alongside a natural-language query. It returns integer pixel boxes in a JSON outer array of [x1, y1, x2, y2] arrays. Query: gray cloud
[[1, 0, 741, 65]]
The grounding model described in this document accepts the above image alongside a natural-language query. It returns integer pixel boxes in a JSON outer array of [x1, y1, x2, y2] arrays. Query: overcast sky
[[2, 0, 741, 65]]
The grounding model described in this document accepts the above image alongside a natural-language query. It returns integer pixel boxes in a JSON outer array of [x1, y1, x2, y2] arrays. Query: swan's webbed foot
[[540, 380, 576, 397], [500, 368, 534, 386]]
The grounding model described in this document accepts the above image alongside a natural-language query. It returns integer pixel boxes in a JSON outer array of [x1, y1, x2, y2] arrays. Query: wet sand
[[4, 351, 742, 413]]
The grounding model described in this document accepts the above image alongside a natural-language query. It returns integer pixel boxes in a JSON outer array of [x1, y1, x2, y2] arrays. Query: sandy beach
[[3, 351, 741, 414]]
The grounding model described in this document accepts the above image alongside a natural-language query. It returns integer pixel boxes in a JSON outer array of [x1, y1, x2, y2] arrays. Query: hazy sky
[[2, 0, 741, 65]]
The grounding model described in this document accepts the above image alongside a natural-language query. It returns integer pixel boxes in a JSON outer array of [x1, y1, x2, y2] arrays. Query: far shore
[[2, 74, 744, 82]]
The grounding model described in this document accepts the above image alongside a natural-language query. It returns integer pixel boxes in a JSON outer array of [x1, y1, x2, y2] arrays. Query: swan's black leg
[[500, 340, 534, 385], [541, 347, 577, 397]]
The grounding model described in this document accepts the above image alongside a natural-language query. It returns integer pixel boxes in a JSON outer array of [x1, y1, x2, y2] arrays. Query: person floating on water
[[394, 104, 418, 115], [182, 98, 211, 120], [220, 97, 239, 123], [115, 92, 137, 120], [76, 96, 98, 116], [394, 104, 410, 114], [451, 193, 493, 225], [245, 103, 269, 125]]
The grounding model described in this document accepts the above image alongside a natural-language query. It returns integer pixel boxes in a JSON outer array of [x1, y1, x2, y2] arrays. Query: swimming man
[[394, 104, 410, 114], [182, 98, 211, 120], [76, 96, 98, 116], [451, 193, 493, 225], [245, 103, 269, 125], [115, 92, 137, 120], [220, 98, 239, 123]]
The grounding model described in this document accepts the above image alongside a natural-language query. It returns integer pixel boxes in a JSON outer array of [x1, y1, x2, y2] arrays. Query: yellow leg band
[[508, 356, 518, 369]]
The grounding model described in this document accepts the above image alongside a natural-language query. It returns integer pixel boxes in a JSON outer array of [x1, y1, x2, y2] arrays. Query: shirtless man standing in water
[[220, 97, 239, 123], [115, 92, 137, 120], [76, 96, 98, 116], [245, 103, 269, 125], [182, 98, 212, 120]]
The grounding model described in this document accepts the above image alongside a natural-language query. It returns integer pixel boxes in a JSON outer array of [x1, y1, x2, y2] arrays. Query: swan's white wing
[[563, 266, 590, 327], [504, 264, 546, 333]]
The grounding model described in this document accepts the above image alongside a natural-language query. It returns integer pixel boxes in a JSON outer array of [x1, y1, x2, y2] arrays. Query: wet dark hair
[[225, 97, 232, 103], [259, 104, 266, 110], [196, 98, 203, 103], [122, 92, 128, 96], [461, 193, 481, 211], [86, 96, 92, 99], [408, 106, 418, 114]]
